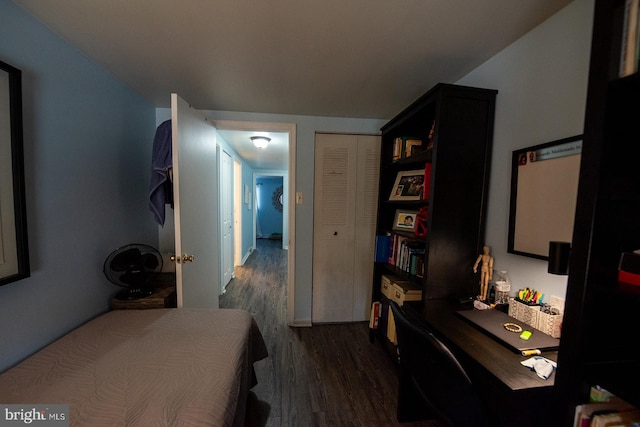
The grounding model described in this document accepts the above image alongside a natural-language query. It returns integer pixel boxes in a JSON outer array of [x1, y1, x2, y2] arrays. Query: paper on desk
[[521, 356, 557, 380]]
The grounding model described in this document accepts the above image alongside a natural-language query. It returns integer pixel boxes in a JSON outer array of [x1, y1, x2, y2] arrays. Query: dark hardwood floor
[[219, 239, 438, 427]]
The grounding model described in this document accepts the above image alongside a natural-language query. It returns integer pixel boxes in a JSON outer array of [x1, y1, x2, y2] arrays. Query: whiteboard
[[508, 136, 582, 259]]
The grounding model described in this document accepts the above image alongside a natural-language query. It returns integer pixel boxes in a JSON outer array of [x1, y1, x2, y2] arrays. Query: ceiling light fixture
[[251, 136, 270, 149]]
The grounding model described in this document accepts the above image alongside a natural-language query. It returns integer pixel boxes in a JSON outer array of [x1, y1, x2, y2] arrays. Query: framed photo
[[0, 60, 30, 286], [389, 169, 425, 201], [392, 209, 419, 232]]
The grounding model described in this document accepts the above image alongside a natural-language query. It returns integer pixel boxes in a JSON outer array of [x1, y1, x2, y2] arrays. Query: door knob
[[170, 254, 194, 263]]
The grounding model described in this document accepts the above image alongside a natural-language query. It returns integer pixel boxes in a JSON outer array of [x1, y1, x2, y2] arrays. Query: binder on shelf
[[375, 234, 392, 263], [387, 307, 397, 344], [369, 301, 381, 329]]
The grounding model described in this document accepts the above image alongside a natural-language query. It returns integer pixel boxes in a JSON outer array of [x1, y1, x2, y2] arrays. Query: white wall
[[457, 0, 594, 302]]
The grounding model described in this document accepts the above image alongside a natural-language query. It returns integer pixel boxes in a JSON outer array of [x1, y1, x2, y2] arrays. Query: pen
[[521, 349, 541, 356]]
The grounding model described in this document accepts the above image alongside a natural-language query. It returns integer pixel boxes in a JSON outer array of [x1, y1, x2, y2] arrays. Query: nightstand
[[111, 273, 177, 310]]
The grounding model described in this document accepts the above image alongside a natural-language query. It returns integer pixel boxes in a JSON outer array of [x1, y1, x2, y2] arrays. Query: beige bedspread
[[0, 308, 268, 426]]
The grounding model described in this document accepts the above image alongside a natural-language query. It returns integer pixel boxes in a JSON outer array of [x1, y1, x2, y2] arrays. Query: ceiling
[[12, 0, 573, 170]]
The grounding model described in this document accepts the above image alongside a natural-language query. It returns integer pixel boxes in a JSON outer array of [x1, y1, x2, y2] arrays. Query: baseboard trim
[[289, 319, 312, 327]]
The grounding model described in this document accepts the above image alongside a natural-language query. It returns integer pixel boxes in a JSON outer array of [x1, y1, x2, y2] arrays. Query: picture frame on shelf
[[389, 169, 425, 201], [392, 209, 419, 232]]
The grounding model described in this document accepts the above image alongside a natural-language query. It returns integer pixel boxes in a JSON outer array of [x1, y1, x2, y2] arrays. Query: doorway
[[214, 120, 296, 326], [255, 174, 286, 246]]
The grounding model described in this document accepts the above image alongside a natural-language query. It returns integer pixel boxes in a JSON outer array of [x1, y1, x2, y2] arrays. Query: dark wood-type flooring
[[220, 239, 438, 427]]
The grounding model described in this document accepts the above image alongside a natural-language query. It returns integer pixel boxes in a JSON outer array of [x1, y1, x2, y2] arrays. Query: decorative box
[[380, 274, 396, 300], [508, 298, 540, 329], [536, 310, 563, 338], [391, 280, 422, 306]]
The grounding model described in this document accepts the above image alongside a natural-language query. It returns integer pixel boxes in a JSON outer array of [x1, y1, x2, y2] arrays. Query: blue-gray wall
[[0, 1, 157, 371], [257, 176, 284, 238]]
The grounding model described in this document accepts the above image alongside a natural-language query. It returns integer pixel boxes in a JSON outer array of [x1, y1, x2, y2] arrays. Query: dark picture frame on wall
[[0, 59, 30, 286]]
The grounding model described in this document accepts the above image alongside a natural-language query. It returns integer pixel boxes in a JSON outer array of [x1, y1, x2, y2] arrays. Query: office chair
[[390, 301, 493, 427]]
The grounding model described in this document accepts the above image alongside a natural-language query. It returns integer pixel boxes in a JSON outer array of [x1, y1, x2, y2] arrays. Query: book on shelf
[[387, 234, 425, 275], [386, 307, 397, 344], [369, 301, 381, 329], [375, 234, 392, 262], [620, 0, 640, 77], [423, 162, 432, 200], [426, 121, 435, 149]]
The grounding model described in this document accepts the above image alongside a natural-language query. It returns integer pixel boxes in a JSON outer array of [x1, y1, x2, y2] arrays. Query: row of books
[[375, 234, 426, 276], [389, 234, 425, 277], [620, 0, 640, 77], [391, 121, 435, 161]]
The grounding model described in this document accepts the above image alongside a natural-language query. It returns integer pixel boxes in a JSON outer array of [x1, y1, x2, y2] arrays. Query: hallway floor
[[219, 239, 438, 427]]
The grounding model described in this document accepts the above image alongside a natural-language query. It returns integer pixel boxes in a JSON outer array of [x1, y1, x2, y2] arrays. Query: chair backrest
[[390, 301, 491, 427]]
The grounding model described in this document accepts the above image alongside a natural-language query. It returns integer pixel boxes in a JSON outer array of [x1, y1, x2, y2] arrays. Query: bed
[[0, 308, 268, 426]]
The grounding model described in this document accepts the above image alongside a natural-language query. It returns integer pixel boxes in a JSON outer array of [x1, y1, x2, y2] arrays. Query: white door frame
[[213, 120, 296, 326], [219, 149, 234, 294], [234, 159, 242, 267]]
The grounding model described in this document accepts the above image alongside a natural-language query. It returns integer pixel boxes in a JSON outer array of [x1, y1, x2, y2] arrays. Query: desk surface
[[405, 299, 558, 392]]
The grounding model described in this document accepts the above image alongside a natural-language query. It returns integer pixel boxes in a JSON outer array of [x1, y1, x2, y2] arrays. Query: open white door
[[172, 93, 220, 308]]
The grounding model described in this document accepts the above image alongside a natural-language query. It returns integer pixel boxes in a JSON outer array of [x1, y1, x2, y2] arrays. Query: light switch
[[296, 192, 303, 204]]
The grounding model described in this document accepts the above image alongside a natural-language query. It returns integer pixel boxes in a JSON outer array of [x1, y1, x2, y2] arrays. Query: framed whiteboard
[[508, 135, 582, 259]]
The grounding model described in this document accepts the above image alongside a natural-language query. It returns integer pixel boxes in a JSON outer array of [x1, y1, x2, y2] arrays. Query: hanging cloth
[[148, 120, 173, 225]]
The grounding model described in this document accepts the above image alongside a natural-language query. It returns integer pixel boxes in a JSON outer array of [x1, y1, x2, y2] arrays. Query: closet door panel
[[352, 135, 381, 321], [313, 134, 357, 323], [312, 133, 380, 323]]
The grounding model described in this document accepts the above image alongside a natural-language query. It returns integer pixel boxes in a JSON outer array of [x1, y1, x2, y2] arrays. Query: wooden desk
[[403, 299, 558, 426]]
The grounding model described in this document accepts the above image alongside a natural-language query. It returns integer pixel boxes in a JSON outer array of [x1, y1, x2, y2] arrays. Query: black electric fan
[[103, 243, 163, 300]]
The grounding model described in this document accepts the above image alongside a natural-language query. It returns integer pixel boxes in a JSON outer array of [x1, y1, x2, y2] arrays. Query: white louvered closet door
[[312, 133, 380, 323]]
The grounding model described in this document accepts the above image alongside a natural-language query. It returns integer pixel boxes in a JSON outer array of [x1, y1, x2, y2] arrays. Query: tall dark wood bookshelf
[[553, 0, 640, 424], [371, 83, 497, 350]]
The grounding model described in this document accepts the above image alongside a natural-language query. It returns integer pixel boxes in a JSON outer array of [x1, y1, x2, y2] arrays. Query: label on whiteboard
[[519, 140, 582, 165]]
